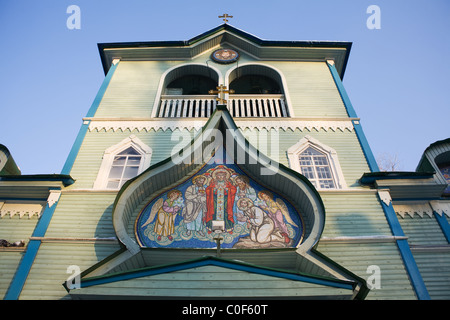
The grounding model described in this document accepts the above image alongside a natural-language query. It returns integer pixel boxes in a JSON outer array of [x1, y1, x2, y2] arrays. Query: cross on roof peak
[[219, 14, 233, 23]]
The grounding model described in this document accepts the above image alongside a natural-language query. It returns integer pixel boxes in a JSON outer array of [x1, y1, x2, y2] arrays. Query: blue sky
[[1, 0, 449, 174]]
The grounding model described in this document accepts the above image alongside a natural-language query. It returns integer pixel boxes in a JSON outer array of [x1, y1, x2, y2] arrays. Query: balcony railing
[[157, 94, 289, 118]]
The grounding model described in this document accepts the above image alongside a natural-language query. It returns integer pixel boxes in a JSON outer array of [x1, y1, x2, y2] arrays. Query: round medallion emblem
[[211, 49, 239, 64]]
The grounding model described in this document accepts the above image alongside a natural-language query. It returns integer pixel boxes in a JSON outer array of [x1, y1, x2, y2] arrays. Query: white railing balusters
[[279, 99, 288, 117], [158, 94, 288, 118]]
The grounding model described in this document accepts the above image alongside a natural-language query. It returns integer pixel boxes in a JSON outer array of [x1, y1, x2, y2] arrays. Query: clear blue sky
[[1, 0, 449, 174]]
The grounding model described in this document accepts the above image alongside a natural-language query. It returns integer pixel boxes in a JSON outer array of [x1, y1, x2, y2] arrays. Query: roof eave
[[97, 23, 352, 77]]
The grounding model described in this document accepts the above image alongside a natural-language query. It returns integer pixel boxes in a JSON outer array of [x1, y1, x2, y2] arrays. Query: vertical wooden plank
[[163, 100, 171, 117], [240, 99, 246, 117], [170, 100, 178, 117], [206, 100, 211, 118], [273, 99, 280, 117], [199, 100, 204, 117], [280, 98, 288, 117], [188, 100, 194, 117], [195, 99, 200, 118], [250, 99, 256, 117], [228, 100, 234, 117], [182, 99, 188, 117], [244, 99, 251, 117], [158, 100, 167, 118], [262, 99, 270, 117], [176, 100, 182, 117], [268, 99, 276, 117]]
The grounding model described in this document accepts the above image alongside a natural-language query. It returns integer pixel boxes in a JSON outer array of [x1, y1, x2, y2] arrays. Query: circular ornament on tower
[[211, 49, 239, 64]]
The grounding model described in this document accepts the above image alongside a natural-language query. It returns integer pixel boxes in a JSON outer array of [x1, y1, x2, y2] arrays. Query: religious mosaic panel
[[135, 163, 304, 249], [440, 166, 450, 194]]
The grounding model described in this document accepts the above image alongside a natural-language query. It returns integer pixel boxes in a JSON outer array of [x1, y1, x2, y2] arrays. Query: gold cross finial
[[209, 84, 235, 104], [219, 14, 233, 23]]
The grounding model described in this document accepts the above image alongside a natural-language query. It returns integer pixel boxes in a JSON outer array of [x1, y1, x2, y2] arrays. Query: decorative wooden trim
[[29, 236, 118, 243], [0, 202, 44, 219], [320, 235, 408, 244], [0, 247, 27, 252], [394, 201, 450, 219], [87, 119, 355, 133], [378, 190, 392, 206]]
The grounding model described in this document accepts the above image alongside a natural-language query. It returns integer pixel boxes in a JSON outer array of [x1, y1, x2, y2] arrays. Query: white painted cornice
[[86, 118, 355, 133]]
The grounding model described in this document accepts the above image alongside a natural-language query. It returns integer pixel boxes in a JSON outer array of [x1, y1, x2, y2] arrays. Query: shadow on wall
[[94, 203, 122, 261]]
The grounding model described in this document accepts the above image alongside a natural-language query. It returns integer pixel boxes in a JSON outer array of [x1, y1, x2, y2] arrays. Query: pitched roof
[[98, 23, 352, 78]]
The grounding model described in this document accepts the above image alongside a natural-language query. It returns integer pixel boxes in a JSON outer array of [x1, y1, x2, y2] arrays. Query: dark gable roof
[[97, 23, 352, 78]]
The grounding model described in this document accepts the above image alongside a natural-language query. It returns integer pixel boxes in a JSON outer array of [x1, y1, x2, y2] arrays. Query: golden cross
[[219, 14, 233, 23], [209, 84, 235, 104]]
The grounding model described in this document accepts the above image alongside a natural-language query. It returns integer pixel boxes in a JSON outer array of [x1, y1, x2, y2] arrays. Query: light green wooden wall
[[413, 251, 450, 300], [67, 127, 369, 191], [0, 252, 23, 299], [92, 53, 350, 119], [15, 52, 414, 300], [316, 242, 417, 299], [73, 265, 354, 298], [399, 214, 448, 246], [271, 61, 348, 118], [0, 215, 39, 299], [19, 242, 121, 300], [17, 194, 121, 299], [398, 213, 450, 299]]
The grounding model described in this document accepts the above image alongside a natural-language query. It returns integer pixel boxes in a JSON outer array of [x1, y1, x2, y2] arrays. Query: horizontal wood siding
[[45, 193, 117, 239], [0, 252, 23, 299], [399, 213, 450, 299], [316, 242, 417, 299], [271, 61, 349, 118], [0, 214, 39, 242], [413, 251, 450, 299], [67, 129, 194, 190], [398, 213, 449, 246], [94, 61, 175, 118], [77, 265, 352, 298], [0, 215, 40, 299], [93, 60, 349, 120], [320, 193, 391, 238], [70, 127, 370, 192], [241, 128, 370, 188], [19, 242, 121, 300]]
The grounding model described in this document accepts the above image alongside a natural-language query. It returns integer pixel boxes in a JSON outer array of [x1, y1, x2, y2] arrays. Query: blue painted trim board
[[4, 195, 60, 300], [327, 61, 430, 299], [379, 198, 430, 300], [3, 240, 41, 300], [434, 212, 450, 243], [326, 62, 379, 172], [61, 61, 119, 175], [79, 257, 354, 291]]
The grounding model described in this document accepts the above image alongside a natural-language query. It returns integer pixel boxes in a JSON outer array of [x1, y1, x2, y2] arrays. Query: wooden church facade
[[1, 24, 449, 300]]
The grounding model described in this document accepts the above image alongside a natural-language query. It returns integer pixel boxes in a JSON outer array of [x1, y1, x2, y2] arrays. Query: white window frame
[[287, 135, 347, 190], [93, 135, 152, 190]]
